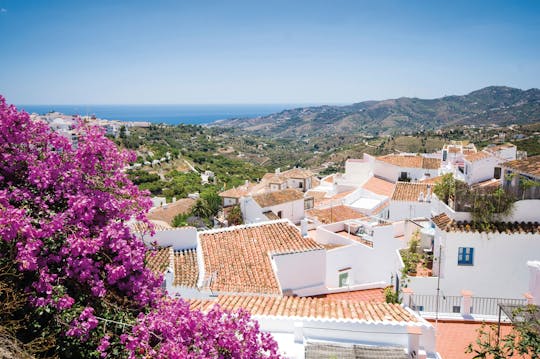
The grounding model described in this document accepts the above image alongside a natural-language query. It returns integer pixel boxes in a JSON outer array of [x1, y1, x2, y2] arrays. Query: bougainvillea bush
[[0, 97, 279, 358]]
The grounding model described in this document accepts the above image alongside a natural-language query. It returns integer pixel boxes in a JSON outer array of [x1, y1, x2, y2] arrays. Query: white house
[[462, 151, 502, 185], [373, 154, 440, 183], [388, 182, 433, 221], [484, 143, 517, 162], [261, 168, 316, 192], [240, 188, 307, 224], [402, 213, 540, 299]]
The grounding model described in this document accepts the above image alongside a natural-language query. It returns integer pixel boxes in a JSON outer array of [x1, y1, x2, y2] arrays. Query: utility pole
[[435, 243, 443, 329]]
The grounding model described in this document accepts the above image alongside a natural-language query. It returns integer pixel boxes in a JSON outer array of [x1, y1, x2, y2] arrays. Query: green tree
[[226, 204, 243, 226], [190, 199, 212, 219], [466, 305, 540, 358], [171, 213, 190, 227], [433, 173, 457, 204]]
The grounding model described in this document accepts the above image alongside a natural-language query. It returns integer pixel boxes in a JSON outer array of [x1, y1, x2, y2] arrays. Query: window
[[277, 211, 282, 219], [338, 267, 351, 287], [299, 182, 303, 189], [412, 305, 424, 312], [442, 150, 448, 162], [452, 306, 461, 313], [494, 167, 501, 179], [458, 247, 474, 265], [338, 272, 349, 287]]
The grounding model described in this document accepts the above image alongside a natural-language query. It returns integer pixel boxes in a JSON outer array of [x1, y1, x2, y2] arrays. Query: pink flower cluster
[[66, 307, 99, 340], [0, 97, 159, 312], [120, 298, 279, 359], [0, 96, 280, 357]]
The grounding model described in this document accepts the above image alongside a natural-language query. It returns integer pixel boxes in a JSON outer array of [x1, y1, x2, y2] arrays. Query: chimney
[[300, 218, 308, 237], [426, 186, 432, 202], [172, 197, 176, 203], [418, 191, 424, 202], [244, 179, 249, 187], [275, 168, 280, 175]]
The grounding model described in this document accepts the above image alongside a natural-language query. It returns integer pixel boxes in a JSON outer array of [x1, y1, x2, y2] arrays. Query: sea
[[16, 104, 301, 125]]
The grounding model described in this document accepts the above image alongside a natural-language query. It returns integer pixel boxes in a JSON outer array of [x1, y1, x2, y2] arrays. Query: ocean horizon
[[15, 104, 310, 125]]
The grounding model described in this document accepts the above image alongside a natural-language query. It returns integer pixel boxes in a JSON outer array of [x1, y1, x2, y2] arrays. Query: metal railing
[[411, 294, 462, 313], [471, 297, 527, 316], [410, 294, 527, 316]]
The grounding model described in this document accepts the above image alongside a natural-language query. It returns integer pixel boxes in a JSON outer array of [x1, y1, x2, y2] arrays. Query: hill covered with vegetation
[[214, 86, 540, 137]]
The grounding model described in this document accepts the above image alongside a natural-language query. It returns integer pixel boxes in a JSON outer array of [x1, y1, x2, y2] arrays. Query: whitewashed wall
[[389, 200, 432, 221], [264, 199, 305, 224], [272, 249, 326, 294], [146, 227, 198, 250], [465, 156, 500, 185]]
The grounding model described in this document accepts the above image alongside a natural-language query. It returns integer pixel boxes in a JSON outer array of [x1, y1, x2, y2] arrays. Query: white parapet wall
[[148, 227, 198, 250]]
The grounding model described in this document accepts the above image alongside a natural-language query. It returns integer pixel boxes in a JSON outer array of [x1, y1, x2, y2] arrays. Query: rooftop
[[262, 173, 288, 184], [145, 247, 172, 276], [306, 205, 365, 224], [190, 295, 420, 323], [147, 198, 196, 225], [503, 155, 540, 177], [377, 154, 440, 170], [464, 151, 492, 162], [131, 220, 171, 233], [391, 182, 432, 202], [432, 213, 540, 234], [173, 249, 199, 287], [362, 176, 396, 197], [430, 320, 513, 359], [219, 184, 254, 198], [199, 221, 323, 294], [282, 167, 314, 179], [313, 288, 386, 302], [485, 143, 516, 152], [252, 188, 305, 207]]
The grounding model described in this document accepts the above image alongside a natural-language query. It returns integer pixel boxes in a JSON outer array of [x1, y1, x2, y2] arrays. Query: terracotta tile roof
[[145, 247, 172, 275], [464, 151, 492, 162], [262, 173, 288, 184], [263, 211, 280, 220], [219, 185, 253, 198], [431, 213, 453, 230], [362, 176, 395, 197], [485, 143, 516, 152], [432, 213, 540, 234], [147, 198, 196, 225], [305, 190, 327, 200], [471, 178, 501, 190], [503, 156, 540, 177], [430, 320, 514, 359], [190, 295, 419, 323], [131, 220, 171, 233], [306, 205, 365, 224], [282, 168, 314, 179], [391, 182, 432, 202], [199, 222, 323, 294], [173, 249, 198, 287], [419, 175, 443, 185], [313, 288, 386, 302], [252, 188, 304, 207], [377, 154, 440, 170]]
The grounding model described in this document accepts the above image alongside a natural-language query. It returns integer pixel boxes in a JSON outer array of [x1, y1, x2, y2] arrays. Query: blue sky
[[0, 0, 539, 104]]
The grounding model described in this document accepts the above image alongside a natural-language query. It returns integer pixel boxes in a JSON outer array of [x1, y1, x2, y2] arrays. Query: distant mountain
[[214, 86, 540, 137]]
